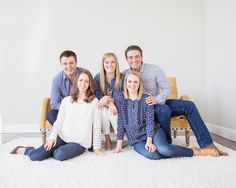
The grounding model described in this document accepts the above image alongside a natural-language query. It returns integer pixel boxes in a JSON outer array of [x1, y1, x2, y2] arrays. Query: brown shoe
[[192, 147, 219, 157], [205, 144, 229, 156]]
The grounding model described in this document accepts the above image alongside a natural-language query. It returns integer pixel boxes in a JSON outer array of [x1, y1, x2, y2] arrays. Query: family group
[[10, 45, 228, 161]]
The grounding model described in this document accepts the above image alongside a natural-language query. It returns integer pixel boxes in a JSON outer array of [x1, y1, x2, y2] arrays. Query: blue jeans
[[46, 110, 58, 125], [25, 136, 85, 161], [154, 99, 213, 148], [133, 128, 193, 160]]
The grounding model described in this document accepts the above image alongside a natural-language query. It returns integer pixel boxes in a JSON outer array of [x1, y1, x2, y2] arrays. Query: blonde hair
[[99, 52, 122, 95], [124, 71, 143, 100]]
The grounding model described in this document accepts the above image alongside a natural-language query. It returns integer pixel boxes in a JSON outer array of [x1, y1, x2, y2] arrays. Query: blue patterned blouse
[[114, 92, 159, 146]]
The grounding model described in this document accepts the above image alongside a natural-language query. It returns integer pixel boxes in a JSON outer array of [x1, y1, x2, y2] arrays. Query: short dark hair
[[59, 50, 77, 63], [125, 45, 143, 59]]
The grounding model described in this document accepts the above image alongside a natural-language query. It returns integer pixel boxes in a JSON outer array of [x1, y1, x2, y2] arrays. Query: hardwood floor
[[0, 132, 236, 151], [211, 133, 236, 151]]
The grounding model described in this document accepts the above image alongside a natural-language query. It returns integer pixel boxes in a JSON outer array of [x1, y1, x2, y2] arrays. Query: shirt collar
[[105, 77, 116, 85], [62, 68, 78, 81]]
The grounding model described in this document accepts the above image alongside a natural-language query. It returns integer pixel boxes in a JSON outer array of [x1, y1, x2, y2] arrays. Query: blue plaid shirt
[[50, 67, 86, 110], [123, 63, 171, 104]]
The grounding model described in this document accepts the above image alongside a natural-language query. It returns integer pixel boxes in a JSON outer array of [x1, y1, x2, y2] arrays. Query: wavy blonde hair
[[99, 52, 122, 95], [124, 71, 143, 100]]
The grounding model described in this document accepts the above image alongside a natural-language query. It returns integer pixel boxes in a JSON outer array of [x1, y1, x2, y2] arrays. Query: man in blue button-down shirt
[[46, 50, 86, 125], [123, 45, 227, 156]]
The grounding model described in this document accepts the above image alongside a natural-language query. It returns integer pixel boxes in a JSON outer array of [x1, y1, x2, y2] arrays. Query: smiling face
[[60, 56, 77, 78], [126, 74, 140, 95], [77, 73, 90, 93], [103, 56, 116, 74], [126, 50, 143, 71]]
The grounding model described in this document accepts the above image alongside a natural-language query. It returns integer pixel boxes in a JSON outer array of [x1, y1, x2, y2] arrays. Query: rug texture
[[0, 136, 236, 188]]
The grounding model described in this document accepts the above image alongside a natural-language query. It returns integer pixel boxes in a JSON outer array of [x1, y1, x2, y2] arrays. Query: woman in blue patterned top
[[113, 71, 218, 159], [94, 52, 124, 150]]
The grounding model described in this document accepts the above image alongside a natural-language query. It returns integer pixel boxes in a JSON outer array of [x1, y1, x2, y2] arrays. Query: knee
[[28, 156, 39, 161], [134, 145, 161, 160], [28, 154, 48, 161], [46, 110, 53, 119], [157, 145, 174, 156], [155, 105, 171, 118], [184, 100, 196, 113], [46, 112, 51, 121], [46, 110, 58, 125], [53, 150, 67, 161]]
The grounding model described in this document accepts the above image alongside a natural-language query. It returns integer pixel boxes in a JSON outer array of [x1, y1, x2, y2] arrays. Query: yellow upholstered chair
[[39, 97, 52, 143], [40, 77, 191, 145], [167, 76, 191, 146]]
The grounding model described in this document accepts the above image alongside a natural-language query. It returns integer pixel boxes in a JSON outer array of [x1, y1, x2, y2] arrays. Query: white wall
[[205, 0, 236, 139], [0, 0, 207, 131]]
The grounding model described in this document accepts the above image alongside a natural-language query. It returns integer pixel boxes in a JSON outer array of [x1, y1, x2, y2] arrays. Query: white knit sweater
[[49, 96, 101, 149]]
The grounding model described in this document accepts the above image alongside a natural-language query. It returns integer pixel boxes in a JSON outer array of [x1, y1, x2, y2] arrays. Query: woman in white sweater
[[11, 70, 102, 161]]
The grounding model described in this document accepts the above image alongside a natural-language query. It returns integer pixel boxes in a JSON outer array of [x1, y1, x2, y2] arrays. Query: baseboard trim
[[206, 122, 236, 142], [1, 122, 236, 142], [0, 124, 40, 133]]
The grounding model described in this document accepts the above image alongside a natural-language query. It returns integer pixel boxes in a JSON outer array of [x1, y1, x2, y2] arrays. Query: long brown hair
[[99, 52, 122, 95], [71, 70, 96, 103]]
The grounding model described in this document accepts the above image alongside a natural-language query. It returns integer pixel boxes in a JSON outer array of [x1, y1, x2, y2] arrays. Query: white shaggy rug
[[0, 136, 236, 188]]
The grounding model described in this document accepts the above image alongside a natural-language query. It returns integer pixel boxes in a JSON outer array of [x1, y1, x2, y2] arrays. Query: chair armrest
[[179, 95, 190, 100], [39, 97, 51, 129]]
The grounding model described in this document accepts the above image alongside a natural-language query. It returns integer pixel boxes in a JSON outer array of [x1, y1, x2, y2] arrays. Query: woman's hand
[[145, 143, 156, 153], [114, 140, 123, 153], [145, 137, 156, 152], [108, 102, 117, 115], [44, 139, 56, 151], [98, 96, 111, 108]]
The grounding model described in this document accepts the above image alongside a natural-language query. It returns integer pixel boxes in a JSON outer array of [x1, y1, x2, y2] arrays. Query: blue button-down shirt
[[114, 92, 159, 146], [94, 73, 124, 99], [123, 63, 171, 104], [50, 67, 86, 110]]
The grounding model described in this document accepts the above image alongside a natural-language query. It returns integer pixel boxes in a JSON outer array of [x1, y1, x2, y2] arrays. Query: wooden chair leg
[[185, 130, 190, 146], [173, 129, 177, 138], [41, 131, 46, 144]]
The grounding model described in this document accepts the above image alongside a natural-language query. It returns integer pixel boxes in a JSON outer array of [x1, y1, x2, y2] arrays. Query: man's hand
[[146, 96, 158, 105]]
